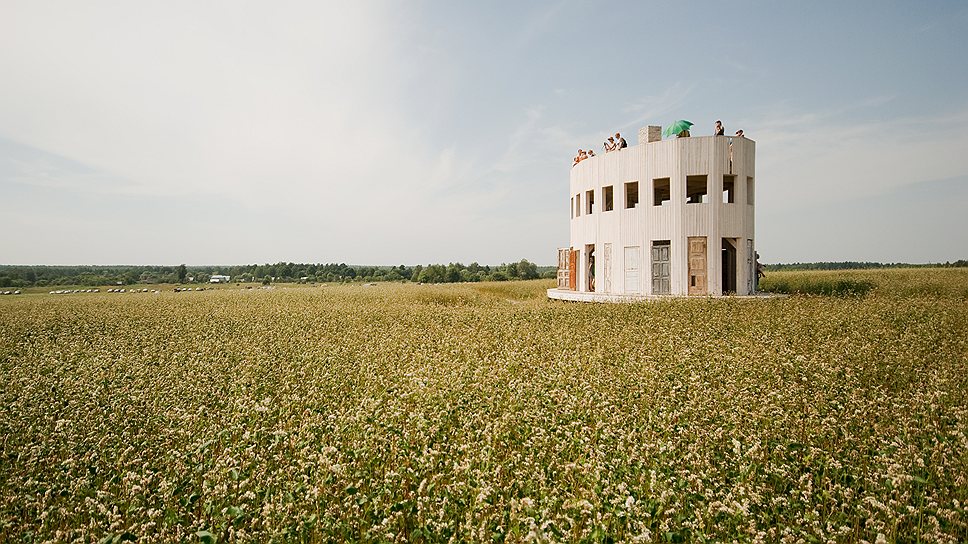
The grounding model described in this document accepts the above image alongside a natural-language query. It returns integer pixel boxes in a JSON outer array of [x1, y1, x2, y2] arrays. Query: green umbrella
[[663, 120, 694, 138]]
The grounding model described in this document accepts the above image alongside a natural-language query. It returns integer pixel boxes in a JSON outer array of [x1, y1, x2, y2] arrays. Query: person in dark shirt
[[615, 133, 627, 149], [714, 120, 725, 136]]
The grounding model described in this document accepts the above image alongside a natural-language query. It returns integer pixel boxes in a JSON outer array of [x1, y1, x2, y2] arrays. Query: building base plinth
[[547, 288, 782, 303]]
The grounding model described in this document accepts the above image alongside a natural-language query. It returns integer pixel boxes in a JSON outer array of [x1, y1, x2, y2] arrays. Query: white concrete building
[[548, 126, 758, 302]]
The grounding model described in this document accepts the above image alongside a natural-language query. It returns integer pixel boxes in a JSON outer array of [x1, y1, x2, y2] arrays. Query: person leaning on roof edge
[[604, 137, 616, 152]]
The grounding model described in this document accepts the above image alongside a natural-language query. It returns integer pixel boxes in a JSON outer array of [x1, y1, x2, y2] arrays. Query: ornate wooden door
[[568, 249, 578, 291], [650, 243, 670, 295], [688, 237, 707, 296]]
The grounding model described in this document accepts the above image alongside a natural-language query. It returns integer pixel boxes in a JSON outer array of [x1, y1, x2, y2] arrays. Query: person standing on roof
[[714, 120, 725, 136]]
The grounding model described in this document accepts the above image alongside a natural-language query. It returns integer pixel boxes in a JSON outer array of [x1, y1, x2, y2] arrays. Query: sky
[[2, 1, 967, 266]]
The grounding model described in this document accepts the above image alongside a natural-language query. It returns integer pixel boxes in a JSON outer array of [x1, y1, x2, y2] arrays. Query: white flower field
[[1, 269, 966, 542]]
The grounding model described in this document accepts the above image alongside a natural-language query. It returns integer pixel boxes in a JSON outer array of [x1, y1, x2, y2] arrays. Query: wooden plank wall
[[568, 135, 756, 295]]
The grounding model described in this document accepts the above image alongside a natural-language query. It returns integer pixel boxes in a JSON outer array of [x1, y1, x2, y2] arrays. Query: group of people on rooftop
[[573, 123, 746, 166], [677, 120, 744, 138], [573, 132, 627, 166], [603, 132, 628, 152]]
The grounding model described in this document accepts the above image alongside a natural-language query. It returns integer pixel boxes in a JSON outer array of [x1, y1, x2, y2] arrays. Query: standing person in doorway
[[755, 252, 765, 291], [714, 120, 725, 136]]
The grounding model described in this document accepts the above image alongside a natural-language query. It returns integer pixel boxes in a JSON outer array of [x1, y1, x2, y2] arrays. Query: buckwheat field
[[1, 269, 966, 543]]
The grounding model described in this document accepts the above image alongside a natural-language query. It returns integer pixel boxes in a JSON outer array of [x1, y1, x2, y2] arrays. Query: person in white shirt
[[615, 133, 627, 149]]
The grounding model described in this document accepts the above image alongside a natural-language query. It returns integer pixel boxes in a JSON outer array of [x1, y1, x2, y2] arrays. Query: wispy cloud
[[750, 100, 968, 210], [621, 82, 696, 130]]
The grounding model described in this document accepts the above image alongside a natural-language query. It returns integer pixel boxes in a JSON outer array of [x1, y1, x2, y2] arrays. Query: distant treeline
[[0, 260, 555, 288], [3, 260, 965, 288], [764, 260, 968, 271]]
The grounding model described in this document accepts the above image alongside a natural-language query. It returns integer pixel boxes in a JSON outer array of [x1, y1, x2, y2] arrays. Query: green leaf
[[196, 529, 217, 544]]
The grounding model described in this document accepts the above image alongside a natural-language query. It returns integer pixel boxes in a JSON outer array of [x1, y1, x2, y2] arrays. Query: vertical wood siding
[[567, 135, 756, 295]]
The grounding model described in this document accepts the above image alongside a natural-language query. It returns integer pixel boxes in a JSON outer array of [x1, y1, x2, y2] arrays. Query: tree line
[[763, 260, 968, 271], [0, 260, 556, 288], [3, 259, 964, 288]]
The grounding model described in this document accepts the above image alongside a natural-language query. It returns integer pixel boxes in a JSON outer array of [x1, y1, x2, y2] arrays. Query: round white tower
[[549, 127, 757, 301]]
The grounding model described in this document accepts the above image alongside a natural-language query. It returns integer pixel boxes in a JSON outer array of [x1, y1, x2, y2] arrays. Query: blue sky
[[2, 1, 966, 265]]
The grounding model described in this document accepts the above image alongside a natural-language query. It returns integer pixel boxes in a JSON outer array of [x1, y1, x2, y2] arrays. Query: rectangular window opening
[[686, 175, 708, 204], [747, 177, 755, 205], [575, 194, 581, 217], [625, 182, 639, 209], [723, 175, 735, 204], [653, 178, 670, 206], [570, 196, 574, 218], [603, 185, 614, 212], [585, 189, 595, 214]]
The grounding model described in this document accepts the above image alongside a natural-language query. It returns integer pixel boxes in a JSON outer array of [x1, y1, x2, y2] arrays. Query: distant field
[[9, 283, 245, 295], [761, 267, 968, 299], [1, 270, 966, 542]]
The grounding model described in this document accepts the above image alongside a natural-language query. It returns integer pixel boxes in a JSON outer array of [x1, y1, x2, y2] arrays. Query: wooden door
[[603, 243, 612, 293], [624, 246, 640, 293], [688, 237, 707, 296], [650, 243, 670, 294], [568, 249, 578, 291], [557, 248, 569, 289]]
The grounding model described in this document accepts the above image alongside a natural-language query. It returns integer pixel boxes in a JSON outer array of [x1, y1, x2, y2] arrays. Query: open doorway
[[721, 238, 737, 294], [585, 244, 596, 292]]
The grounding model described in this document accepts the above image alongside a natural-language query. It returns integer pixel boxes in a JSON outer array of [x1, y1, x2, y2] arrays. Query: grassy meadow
[[1, 269, 966, 543]]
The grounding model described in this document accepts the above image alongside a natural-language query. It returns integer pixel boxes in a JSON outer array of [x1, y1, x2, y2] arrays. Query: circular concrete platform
[[547, 288, 783, 303]]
